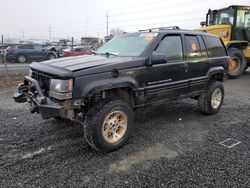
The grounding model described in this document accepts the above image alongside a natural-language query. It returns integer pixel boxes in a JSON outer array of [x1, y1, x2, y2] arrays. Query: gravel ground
[[0, 71, 250, 187]]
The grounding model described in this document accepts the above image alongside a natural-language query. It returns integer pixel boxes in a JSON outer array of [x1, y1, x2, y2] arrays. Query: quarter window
[[206, 36, 227, 57], [154, 35, 183, 62]]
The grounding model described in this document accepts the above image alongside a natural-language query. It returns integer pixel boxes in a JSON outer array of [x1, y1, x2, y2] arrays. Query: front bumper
[[13, 76, 76, 119]]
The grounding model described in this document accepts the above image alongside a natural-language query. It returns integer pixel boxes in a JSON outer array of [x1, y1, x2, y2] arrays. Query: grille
[[31, 71, 51, 92]]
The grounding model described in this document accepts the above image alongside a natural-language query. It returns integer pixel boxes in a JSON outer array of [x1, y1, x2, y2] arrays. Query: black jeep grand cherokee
[[14, 27, 229, 152]]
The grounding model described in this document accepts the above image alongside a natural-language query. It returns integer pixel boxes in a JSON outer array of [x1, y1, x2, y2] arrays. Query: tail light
[[6, 46, 14, 53]]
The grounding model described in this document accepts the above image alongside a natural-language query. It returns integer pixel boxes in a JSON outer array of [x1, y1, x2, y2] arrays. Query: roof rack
[[139, 26, 180, 32]]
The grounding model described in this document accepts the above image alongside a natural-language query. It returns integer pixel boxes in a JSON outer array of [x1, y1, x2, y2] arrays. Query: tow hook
[[37, 96, 47, 104], [30, 102, 38, 114]]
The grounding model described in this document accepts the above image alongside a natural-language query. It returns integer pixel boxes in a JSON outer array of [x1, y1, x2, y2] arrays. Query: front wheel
[[198, 81, 224, 115], [83, 99, 134, 153]]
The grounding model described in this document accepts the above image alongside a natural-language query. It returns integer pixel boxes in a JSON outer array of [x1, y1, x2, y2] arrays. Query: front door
[[144, 34, 189, 102]]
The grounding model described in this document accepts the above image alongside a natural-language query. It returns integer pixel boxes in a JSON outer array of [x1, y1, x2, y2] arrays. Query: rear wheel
[[198, 81, 224, 115], [17, 55, 26, 63], [227, 48, 247, 79], [83, 99, 134, 153]]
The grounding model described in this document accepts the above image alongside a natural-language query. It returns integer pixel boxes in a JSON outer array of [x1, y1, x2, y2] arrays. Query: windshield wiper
[[92, 50, 118, 57], [104, 52, 118, 57]]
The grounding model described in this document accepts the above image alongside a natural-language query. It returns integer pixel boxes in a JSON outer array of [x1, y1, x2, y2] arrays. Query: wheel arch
[[82, 78, 139, 106], [206, 66, 225, 84]]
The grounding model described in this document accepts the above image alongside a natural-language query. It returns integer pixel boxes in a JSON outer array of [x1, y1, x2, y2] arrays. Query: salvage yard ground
[[0, 71, 250, 187]]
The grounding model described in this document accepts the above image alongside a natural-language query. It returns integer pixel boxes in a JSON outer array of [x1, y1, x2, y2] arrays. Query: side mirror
[[200, 21, 206, 27], [150, 53, 167, 65]]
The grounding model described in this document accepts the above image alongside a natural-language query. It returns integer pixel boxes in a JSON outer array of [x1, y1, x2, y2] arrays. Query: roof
[[137, 27, 217, 37], [212, 5, 250, 12]]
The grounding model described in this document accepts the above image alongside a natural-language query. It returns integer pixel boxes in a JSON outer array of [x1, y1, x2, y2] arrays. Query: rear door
[[184, 35, 209, 92], [144, 34, 189, 102], [17, 45, 35, 60]]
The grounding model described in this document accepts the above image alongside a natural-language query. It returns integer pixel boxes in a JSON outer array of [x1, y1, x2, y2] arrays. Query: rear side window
[[185, 35, 202, 60], [155, 35, 183, 62], [34, 45, 43, 50], [17, 45, 34, 49], [205, 36, 227, 57]]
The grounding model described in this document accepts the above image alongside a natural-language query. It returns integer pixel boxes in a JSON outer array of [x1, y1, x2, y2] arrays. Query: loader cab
[[206, 6, 250, 41]]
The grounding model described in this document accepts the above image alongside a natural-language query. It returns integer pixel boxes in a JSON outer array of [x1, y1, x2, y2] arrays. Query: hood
[[29, 55, 145, 78]]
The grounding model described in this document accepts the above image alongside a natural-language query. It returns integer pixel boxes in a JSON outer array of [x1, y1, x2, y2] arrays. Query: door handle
[[178, 63, 188, 68], [178, 63, 188, 72]]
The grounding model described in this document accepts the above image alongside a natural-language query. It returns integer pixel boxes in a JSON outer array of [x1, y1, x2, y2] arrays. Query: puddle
[[109, 144, 178, 172]]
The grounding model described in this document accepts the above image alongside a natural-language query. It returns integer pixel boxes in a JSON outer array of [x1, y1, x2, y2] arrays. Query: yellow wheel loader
[[199, 5, 250, 78]]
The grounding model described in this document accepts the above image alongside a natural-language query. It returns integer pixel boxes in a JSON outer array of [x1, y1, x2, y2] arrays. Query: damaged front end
[[13, 75, 83, 120]]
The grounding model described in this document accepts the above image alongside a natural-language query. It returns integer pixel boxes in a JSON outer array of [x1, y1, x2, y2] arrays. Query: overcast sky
[[0, 0, 249, 41]]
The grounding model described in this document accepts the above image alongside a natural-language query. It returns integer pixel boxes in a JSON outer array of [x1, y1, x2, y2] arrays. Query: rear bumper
[[6, 54, 16, 61], [13, 76, 63, 119]]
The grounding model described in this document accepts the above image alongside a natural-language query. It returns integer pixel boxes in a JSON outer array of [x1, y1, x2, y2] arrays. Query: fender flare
[[82, 77, 139, 98], [206, 66, 225, 82]]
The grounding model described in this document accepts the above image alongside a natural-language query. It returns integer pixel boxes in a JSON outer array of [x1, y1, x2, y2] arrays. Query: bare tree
[[110, 28, 126, 37]]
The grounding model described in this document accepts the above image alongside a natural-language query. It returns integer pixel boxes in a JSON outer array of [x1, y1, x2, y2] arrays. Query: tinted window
[[74, 48, 82, 52], [17, 45, 34, 49], [185, 35, 202, 60], [155, 35, 183, 62], [80, 48, 90, 52], [198, 36, 208, 58], [206, 36, 227, 57], [33, 45, 43, 50]]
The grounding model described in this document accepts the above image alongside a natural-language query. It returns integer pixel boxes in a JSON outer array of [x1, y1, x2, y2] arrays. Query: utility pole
[[22, 30, 25, 39], [106, 11, 109, 36], [49, 25, 51, 41]]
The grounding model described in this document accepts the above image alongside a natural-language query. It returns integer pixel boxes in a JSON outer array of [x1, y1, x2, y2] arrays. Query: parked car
[[62, 46, 93, 57], [13, 27, 229, 152], [6, 44, 57, 63]]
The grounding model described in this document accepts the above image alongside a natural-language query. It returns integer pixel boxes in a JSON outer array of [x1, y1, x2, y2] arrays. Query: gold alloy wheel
[[228, 57, 241, 73], [102, 110, 128, 144], [211, 88, 222, 109]]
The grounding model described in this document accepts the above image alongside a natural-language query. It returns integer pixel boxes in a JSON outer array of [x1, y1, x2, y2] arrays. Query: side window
[[205, 36, 227, 57], [19, 45, 33, 50], [154, 35, 183, 62], [74, 48, 81, 52], [185, 35, 202, 60], [198, 36, 208, 58], [80, 48, 88, 52], [34, 45, 43, 50]]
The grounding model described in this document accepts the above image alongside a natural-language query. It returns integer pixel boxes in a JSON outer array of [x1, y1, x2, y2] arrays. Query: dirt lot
[[0, 71, 250, 187]]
